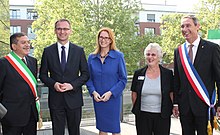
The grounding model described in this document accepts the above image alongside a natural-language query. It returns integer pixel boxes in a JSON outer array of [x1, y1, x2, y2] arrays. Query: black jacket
[[131, 65, 173, 118]]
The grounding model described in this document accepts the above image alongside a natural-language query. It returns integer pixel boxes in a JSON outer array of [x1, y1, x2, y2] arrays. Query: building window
[[147, 14, 155, 22], [144, 28, 155, 34], [27, 26, 33, 34], [27, 26, 36, 40], [27, 9, 38, 20], [10, 9, 20, 19], [10, 26, 21, 35]]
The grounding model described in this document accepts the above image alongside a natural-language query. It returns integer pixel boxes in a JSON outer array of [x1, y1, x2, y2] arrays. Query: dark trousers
[[135, 111, 171, 135], [2, 110, 37, 135], [180, 108, 208, 135], [50, 107, 82, 135]]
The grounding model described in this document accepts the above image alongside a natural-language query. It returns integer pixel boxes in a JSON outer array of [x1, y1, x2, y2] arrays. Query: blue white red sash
[[178, 43, 216, 118], [4, 52, 41, 117]]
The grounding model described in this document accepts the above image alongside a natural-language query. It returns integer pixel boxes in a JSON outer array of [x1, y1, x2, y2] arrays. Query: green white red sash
[[178, 43, 216, 120], [4, 51, 40, 117]]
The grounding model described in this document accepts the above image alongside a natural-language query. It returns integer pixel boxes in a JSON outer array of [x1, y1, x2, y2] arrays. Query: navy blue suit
[[39, 42, 89, 135]]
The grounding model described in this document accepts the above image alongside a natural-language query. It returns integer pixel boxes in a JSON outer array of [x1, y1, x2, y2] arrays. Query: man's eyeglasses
[[99, 36, 110, 40], [56, 28, 70, 31], [146, 53, 156, 57]]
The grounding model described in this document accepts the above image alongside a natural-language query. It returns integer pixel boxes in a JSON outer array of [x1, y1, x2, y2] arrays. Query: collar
[[57, 41, 70, 49], [13, 51, 27, 61], [186, 35, 200, 48], [92, 50, 117, 59]]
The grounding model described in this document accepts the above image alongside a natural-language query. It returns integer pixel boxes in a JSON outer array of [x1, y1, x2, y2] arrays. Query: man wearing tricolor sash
[[173, 15, 220, 135], [0, 33, 39, 135]]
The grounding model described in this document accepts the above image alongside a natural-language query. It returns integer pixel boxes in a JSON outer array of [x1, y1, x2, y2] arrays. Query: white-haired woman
[[131, 43, 173, 135]]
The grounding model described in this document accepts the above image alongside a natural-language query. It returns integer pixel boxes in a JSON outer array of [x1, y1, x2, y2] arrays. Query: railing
[[37, 76, 135, 127]]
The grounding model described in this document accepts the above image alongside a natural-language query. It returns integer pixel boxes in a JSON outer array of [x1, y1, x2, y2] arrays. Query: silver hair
[[144, 43, 163, 61]]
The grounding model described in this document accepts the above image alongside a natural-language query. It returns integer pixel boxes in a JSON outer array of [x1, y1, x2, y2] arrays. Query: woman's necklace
[[100, 52, 109, 58]]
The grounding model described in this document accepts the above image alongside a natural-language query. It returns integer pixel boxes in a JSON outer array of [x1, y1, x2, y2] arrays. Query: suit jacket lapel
[[194, 38, 206, 68], [139, 66, 147, 93], [25, 56, 37, 78], [53, 43, 63, 72], [159, 65, 165, 93], [65, 42, 76, 70]]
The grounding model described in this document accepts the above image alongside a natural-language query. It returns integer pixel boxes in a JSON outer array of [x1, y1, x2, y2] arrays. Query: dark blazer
[[0, 55, 38, 126], [39, 42, 89, 110], [131, 65, 173, 118], [173, 38, 220, 116]]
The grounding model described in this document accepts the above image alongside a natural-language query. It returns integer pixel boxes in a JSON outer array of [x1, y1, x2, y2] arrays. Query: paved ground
[[37, 117, 220, 135]]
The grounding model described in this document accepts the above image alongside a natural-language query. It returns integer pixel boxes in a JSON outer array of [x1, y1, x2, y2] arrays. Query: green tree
[[160, 0, 220, 64], [0, 0, 10, 57], [81, 0, 141, 74], [195, 0, 220, 37], [129, 33, 162, 73], [32, 0, 141, 74], [32, 0, 85, 61], [160, 13, 185, 64]]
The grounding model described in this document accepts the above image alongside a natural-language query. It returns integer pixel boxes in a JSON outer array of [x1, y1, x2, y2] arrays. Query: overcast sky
[[141, 0, 199, 11], [9, 0, 200, 11]]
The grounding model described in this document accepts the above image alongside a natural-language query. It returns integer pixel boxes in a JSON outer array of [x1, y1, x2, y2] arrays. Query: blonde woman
[[86, 27, 127, 135]]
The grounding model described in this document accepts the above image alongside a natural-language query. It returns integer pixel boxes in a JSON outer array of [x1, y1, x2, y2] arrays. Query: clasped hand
[[92, 91, 112, 102], [54, 82, 73, 92]]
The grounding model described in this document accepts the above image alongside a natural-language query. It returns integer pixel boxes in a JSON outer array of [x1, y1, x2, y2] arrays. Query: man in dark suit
[[0, 32, 39, 135], [39, 19, 89, 135], [173, 15, 220, 135]]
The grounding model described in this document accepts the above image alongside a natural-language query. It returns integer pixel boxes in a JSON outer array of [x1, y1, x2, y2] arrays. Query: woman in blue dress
[[86, 27, 127, 135]]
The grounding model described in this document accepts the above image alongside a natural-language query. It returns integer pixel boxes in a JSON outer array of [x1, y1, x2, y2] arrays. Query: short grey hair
[[144, 43, 163, 61], [182, 15, 199, 26]]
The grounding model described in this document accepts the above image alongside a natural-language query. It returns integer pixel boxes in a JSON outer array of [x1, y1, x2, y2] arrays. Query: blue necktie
[[61, 46, 66, 71]]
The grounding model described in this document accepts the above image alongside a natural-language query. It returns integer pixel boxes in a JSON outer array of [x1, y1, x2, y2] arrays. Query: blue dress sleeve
[[109, 52, 127, 98], [86, 54, 96, 96]]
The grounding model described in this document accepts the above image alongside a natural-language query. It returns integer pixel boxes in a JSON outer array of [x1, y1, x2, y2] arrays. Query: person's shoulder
[[27, 55, 37, 61], [69, 42, 83, 49], [160, 65, 173, 74], [112, 50, 123, 55], [134, 66, 147, 73], [44, 43, 57, 50], [88, 53, 96, 59], [0, 57, 7, 63], [0, 57, 9, 66], [110, 50, 124, 58], [202, 39, 219, 46]]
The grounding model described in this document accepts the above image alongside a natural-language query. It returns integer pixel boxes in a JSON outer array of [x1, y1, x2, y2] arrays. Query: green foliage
[[195, 0, 220, 38], [81, 0, 141, 74], [128, 33, 162, 73], [159, 0, 220, 64], [32, 0, 84, 62], [33, 0, 220, 74], [32, 0, 142, 74], [0, 0, 10, 57], [160, 14, 185, 63]]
